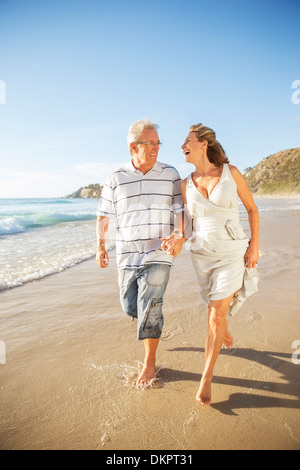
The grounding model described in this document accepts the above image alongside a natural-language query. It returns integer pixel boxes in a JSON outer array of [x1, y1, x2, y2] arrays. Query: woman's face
[[181, 132, 204, 163]]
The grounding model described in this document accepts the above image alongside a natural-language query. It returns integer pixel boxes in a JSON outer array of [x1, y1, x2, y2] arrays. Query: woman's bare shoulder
[[228, 164, 244, 181], [228, 164, 240, 174], [181, 177, 188, 187]]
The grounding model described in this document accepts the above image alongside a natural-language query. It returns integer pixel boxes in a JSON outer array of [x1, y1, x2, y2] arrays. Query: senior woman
[[162, 123, 259, 405]]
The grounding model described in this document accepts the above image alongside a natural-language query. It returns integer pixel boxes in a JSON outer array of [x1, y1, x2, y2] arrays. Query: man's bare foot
[[196, 377, 212, 405], [223, 320, 233, 349], [135, 364, 157, 388]]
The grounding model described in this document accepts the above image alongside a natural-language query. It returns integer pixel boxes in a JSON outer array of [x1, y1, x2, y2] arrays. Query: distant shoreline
[[0, 194, 299, 200], [62, 193, 300, 200]]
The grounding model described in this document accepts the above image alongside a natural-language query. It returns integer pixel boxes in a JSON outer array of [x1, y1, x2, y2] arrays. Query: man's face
[[132, 129, 160, 168]]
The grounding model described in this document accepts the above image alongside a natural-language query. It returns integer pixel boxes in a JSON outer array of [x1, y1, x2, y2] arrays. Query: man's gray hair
[[127, 119, 159, 155]]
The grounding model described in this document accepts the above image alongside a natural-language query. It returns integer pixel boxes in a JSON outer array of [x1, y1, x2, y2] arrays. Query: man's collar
[[127, 160, 161, 174]]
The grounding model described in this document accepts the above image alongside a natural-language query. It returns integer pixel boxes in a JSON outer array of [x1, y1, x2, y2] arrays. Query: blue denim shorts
[[118, 263, 171, 340]]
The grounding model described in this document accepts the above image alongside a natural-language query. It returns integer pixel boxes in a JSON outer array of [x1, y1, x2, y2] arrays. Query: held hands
[[161, 233, 184, 258], [96, 246, 109, 268]]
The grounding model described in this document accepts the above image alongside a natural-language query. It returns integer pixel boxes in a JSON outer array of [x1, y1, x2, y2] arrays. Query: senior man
[[96, 119, 185, 387]]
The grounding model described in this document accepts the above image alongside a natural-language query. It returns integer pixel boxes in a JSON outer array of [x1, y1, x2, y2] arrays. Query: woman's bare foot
[[223, 320, 233, 349], [196, 377, 212, 405]]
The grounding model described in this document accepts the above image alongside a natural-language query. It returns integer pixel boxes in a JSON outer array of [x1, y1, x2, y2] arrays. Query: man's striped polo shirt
[[96, 160, 184, 269]]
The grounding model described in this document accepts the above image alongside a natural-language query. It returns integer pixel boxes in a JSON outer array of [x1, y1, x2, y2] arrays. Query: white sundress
[[185, 164, 259, 316]]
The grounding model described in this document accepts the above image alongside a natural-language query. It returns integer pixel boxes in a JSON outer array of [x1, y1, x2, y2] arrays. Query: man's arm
[[161, 179, 192, 256], [96, 216, 110, 268]]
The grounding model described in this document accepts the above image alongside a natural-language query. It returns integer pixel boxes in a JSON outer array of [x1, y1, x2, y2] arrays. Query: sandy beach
[[1, 209, 300, 450]]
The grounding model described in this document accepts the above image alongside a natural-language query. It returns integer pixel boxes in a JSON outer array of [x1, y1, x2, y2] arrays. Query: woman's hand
[[244, 243, 259, 268]]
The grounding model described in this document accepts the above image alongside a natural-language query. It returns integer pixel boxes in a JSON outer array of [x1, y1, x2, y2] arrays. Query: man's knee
[[139, 297, 164, 340]]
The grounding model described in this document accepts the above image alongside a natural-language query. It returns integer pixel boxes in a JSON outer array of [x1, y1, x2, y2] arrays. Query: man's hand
[[161, 234, 184, 258], [96, 246, 110, 268]]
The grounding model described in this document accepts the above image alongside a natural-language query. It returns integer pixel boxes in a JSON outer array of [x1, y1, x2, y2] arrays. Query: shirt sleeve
[[96, 178, 116, 217], [172, 171, 184, 214]]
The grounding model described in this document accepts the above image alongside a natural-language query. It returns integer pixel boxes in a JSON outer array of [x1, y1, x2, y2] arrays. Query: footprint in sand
[[161, 326, 184, 340], [252, 313, 263, 321], [101, 433, 111, 446]]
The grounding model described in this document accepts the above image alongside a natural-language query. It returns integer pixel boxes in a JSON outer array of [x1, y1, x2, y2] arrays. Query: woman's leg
[[224, 320, 234, 348], [196, 294, 234, 405]]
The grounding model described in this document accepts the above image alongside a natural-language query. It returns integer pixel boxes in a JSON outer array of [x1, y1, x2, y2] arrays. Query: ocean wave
[[0, 198, 113, 291], [0, 198, 73, 206], [0, 252, 95, 290], [0, 212, 96, 236]]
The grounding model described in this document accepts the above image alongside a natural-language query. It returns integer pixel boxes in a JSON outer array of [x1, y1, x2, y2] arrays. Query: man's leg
[[136, 338, 159, 387], [135, 264, 171, 388], [118, 269, 138, 320]]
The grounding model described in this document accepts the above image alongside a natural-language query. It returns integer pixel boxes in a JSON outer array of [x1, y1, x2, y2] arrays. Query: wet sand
[[0, 211, 300, 450]]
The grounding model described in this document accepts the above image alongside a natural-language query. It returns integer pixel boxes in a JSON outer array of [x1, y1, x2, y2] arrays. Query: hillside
[[244, 147, 300, 196], [64, 183, 103, 199]]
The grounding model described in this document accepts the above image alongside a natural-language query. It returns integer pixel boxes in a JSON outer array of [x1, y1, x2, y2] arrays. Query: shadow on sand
[[158, 347, 300, 415]]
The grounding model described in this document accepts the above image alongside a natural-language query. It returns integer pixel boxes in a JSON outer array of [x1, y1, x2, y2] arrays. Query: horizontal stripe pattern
[[97, 160, 184, 268]]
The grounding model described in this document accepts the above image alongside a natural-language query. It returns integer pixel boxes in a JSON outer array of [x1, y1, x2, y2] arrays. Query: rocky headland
[[64, 184, 103, 199], [244, 147, 300, 196]]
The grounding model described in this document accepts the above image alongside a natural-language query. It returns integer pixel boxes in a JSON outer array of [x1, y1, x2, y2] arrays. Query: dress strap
[[186, 173, 193, 189], [222, 163, 237, 185], [221, 163, 231, 181], [223, 163, 229, 174]]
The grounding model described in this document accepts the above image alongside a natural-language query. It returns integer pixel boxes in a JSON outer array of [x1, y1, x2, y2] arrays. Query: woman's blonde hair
[[189, 123, 229, 166]]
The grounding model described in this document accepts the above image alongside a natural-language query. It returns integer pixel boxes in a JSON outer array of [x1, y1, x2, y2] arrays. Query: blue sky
[[0, 0, 299, 197]]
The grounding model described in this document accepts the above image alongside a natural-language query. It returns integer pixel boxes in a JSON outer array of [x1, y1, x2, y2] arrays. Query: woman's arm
[[230, 165, 259, 268]]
